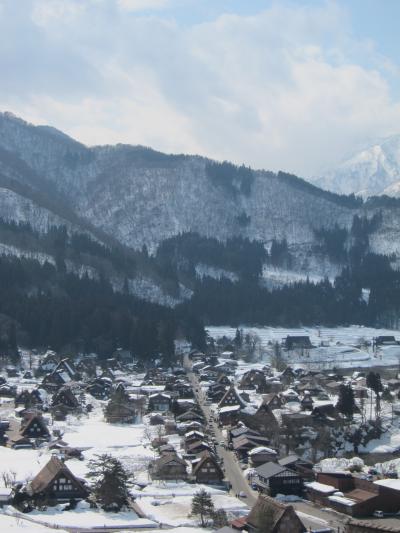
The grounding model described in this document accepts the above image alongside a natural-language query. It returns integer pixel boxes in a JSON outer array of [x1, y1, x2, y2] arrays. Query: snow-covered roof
[[149, 392, 170, 399], [374, 479, 400, 491], [248, 446, 277, 456], [219, 405, 241, 413], [59, 372, 71, 383], [185, 430, 204, 438], [306, 481, 336, 494], [328, 495, 355, 506], [0, 487, 12, 498], [281, 388, 298, 397]]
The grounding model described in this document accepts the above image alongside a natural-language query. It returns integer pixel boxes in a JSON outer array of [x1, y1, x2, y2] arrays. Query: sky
[[1, 0, 400, 177]]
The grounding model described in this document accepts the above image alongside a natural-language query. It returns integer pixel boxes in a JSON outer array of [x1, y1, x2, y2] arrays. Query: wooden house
[[176, 409, 204, 424], [247, 494, 306, 533], [260, 393, 283, 410], [186, 440, 211, 455], [86, 378, 112, 400], [278, 455, 314, 481], [20, 413, 50, 441], [192, 451, 224, 484], [248, 446, 278, 466], [218, 385, 246, 409], [184, 430, 205, 445], [39, 353, 59, 373], [54, 359, 79, 381], [104, 386, 137, 423], [255, 462, 303, 497], [232, 435, 271, 457], [207, 383, 226, 402], [229, 425, 262, 442], [217, 374, 231, 386], [52, 387, 79, 412], [218, 405, 241, 426], [284, 336, 312, 351], [15, 390, 31, 406], [148, 393, 171, 412], [239, 369, 267, 391], [242, 401, 279, 434], [374, 336, 398, 347], [148, 453, 188, 480], [28, 457, 88, 503]]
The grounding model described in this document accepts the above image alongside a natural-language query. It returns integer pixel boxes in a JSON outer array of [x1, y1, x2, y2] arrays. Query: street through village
[[184, 354, 349, 532]]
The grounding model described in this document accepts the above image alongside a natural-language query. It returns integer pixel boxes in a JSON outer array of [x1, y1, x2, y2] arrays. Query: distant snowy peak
[[315, 134, 400, 198]]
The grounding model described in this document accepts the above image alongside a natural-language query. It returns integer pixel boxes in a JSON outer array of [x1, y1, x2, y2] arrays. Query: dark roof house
[[28, 457, 88, 502], [247, 494, 306, 533]]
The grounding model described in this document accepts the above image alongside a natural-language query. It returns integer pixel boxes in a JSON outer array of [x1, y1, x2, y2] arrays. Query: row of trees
[[336, 372, 385, 423], [0, 255, 205, 360], [155, 232, 267, 282], [179, 243, 400, 328]]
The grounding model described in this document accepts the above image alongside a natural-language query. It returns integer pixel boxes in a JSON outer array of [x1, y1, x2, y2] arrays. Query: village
[[0, 327, 400, 532]]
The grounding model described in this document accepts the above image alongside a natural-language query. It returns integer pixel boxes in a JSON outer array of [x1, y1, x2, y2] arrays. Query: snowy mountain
[[1, 111, 400, 301], [0, 112, 354, 248], [315, 135, 400, 198]]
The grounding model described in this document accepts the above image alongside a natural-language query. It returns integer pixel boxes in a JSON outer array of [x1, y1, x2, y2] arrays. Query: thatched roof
[[247, 494, 305, 532], [29, 456, 87, 496], [21, 414, 50, 437], [192, 451, 223, 477]]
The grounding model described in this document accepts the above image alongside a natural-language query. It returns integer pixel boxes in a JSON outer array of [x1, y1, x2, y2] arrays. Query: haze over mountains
[[0, 111, 400, 306]]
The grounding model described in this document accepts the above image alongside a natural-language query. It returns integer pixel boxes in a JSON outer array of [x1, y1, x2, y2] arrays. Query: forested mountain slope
[[1, 111, 400, 300]]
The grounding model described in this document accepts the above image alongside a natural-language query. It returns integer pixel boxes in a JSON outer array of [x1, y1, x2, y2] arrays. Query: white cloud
[[117, 0, 170, 12], [32, 0, 85, 27], [1, 1, 400, 177]]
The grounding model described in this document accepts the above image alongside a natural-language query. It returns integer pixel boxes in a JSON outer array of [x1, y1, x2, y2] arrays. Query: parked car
[[373, 510, 384, 518]]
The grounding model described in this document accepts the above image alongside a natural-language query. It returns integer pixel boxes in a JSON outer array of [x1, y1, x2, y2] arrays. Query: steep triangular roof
[[20, 414, 50, 437], [218, 385, 246, 408], [29, 456, 87, 495], [192, 451, 223, 476], [247, 494, 305, 532]]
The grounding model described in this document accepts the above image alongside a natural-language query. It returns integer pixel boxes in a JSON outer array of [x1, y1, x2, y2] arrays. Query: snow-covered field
[[0, 388, 246, 530], [207, 325, 400, 369], [25, 503, 156, 529], [139, 492, 248, 527], [0, 512, 68, 532]]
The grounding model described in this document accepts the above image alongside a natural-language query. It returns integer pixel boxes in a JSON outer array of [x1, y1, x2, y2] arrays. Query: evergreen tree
[[234, 328, 243, 350], [190, 489, 215, 527], [87, 454, 133, 511], [336, 384, 356, 420], [212, 508, 228, 528]]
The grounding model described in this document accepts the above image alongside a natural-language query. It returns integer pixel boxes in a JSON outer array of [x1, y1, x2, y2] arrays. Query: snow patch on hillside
[[128, 277, 192, 307], [195, 263, 238, 282]]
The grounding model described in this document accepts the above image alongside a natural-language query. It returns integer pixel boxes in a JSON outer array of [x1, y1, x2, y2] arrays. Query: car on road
[[238, 491, 247, 498], [219, 441, 225, 446], [373, 510, 384, 518]]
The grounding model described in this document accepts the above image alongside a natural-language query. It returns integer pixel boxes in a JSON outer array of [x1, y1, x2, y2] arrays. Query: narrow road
[[185, 355, 257, 505]]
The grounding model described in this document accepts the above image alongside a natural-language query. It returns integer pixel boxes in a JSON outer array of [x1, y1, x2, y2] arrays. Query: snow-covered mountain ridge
[[315, 134, 400, 198], [1, 111, 400, 297]]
